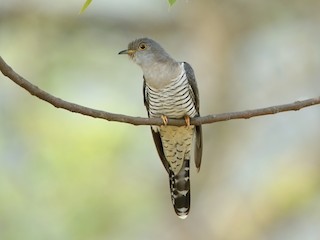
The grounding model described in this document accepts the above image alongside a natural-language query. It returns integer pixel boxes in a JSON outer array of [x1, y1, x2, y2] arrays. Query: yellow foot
[[184, 116, 191, 127], [161, 115, 168, 126]]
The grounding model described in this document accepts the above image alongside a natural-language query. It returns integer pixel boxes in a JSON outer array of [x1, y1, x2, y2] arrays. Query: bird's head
[[119, 38, 172, 67]]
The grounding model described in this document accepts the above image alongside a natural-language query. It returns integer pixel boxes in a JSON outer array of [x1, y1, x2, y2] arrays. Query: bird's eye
[[139, 43, 146, 50]]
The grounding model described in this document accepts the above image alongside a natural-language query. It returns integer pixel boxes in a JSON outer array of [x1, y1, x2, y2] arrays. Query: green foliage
[[79, 0, 92, 14], [80, 0, 176, 13], [168, 0, 176, 6]]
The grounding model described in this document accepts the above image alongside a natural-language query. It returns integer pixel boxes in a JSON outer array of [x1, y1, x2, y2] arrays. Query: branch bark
[[1, 56, 319, 126]]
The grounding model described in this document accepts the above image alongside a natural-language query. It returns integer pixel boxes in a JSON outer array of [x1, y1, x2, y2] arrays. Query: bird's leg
[[161, 115, 168, 126], [184, 115, 191, 127]]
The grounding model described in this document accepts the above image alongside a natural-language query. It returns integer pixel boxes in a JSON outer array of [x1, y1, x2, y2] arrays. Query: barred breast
[[145, 63, 197, 121]]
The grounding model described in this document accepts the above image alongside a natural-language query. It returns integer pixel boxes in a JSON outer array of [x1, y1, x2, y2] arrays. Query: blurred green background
[[1, 1, 320, 239]]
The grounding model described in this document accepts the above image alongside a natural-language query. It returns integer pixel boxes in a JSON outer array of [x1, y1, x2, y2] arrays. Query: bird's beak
[[118, 49, 136, 55]]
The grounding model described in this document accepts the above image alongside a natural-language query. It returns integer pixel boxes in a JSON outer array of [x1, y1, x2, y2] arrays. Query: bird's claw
[[161, 115, 168, 126], [184, 116, 191, 127]]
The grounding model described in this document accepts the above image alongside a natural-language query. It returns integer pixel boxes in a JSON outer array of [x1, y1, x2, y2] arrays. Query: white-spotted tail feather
[[169, 159, 190, 219]]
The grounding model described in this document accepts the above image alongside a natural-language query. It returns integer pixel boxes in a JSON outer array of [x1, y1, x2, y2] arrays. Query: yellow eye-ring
[[139, 43, 146, 50]]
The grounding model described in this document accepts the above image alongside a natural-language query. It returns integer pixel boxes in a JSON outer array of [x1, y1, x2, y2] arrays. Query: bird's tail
[[169, 159, 190, 219]]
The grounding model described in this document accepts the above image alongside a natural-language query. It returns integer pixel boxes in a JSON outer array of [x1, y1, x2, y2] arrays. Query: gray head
[[119, 38, 181, 88], [119, 38, 175, 67]]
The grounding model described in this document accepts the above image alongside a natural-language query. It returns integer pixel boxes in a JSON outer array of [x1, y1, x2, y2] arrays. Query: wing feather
[[183, 62, 203, 171]]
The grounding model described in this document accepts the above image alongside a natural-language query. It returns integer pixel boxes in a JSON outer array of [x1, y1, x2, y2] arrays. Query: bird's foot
[[161, 115, 168, 126], [184, 116, 191, 127]]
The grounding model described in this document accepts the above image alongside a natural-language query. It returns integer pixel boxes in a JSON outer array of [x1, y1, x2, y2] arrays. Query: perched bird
[[119, 38, 202, 219]]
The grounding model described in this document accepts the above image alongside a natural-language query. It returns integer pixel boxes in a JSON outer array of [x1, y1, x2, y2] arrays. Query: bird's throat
[[143, 62, 182, 89]]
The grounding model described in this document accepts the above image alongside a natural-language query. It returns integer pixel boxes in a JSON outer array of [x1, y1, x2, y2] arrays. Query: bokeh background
[[1, 0, 320, 239]]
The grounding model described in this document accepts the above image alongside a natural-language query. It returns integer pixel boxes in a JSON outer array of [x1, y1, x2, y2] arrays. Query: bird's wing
[[143, 77, 170, 173], [183, 62, 203, 171]]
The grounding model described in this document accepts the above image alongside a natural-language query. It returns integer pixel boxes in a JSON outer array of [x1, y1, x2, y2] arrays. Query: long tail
[[169, 160, 190, 219]]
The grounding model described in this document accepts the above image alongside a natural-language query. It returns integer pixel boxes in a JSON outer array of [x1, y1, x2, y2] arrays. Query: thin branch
[[1, 56, 319, 126]]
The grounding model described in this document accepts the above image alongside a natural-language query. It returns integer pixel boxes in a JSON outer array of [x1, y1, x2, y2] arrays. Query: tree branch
[[1, 56, 319, 126]]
